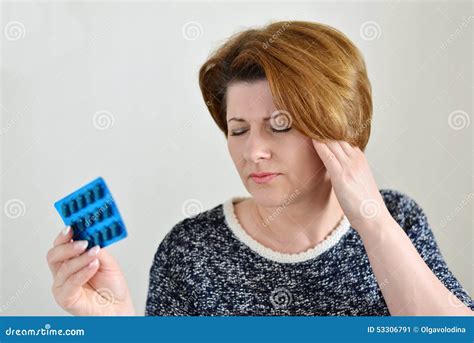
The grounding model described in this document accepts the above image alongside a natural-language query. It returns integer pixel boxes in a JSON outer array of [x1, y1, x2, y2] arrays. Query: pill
[[104, 226, 111, 238], [61, 203, 71, 217], [92, 231, 102, 245], [69, 200, 78, 213], [110, 222, 121, 236], [99, 230, 107, 242], [104, 205, 113, 218], [96, 209, 103, 221], [93, 185, 104, 200], [84, 190, 95, 205], [76, 195, 86, 209], [75, 217, 85, 231]]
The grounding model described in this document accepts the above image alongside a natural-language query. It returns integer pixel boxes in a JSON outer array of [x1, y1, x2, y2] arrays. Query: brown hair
[[198, 20, 373, 150]]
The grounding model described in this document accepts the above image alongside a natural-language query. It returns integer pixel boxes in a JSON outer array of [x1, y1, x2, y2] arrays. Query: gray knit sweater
[[145, 189, 473, 315]]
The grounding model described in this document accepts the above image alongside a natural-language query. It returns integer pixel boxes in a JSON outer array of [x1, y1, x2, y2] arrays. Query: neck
[[252, 181, 344, 254]]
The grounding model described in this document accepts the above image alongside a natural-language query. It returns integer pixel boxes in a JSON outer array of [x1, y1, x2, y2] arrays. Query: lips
[[249, 172, 281, 184], [250, 172, 279, 178]]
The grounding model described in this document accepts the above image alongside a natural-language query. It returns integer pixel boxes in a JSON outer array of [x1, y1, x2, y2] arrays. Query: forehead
[[226, 79, 276, 120]]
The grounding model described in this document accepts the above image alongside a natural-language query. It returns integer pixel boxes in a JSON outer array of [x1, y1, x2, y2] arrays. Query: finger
[[58, 259, 100, 303], [339, 141, 355, 157], [95, 248, 121, 272], [53, 226, 73, 247], [55, 245, 101, 287], [47, 240, 90, 277], [326, 141, 349, 163], [312, 140, 342, 175]]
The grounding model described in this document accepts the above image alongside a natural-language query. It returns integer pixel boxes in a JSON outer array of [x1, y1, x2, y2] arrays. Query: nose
[[243, 129, 272, 163]]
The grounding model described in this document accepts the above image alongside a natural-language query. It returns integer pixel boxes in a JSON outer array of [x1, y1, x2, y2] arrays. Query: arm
[[356, 203, 472, 315], [312, 140, 473, 316]]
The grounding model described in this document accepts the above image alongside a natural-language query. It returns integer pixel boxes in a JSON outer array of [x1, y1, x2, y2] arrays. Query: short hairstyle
[[198, 20, 373, 151]]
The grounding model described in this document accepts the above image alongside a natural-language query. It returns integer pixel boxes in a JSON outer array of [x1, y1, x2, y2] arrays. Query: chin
[[249, 187, 301, 208]]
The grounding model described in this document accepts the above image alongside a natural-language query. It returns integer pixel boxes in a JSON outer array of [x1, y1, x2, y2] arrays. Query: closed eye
[[230, 127, 292, 136]]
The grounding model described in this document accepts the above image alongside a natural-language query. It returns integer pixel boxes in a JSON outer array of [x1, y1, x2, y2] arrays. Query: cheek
[[227, 141, 245, 169], [283, 138, 325, 181]]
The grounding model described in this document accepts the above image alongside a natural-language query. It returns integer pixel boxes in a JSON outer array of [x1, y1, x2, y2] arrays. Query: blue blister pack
[[54, 177, 127, 250]]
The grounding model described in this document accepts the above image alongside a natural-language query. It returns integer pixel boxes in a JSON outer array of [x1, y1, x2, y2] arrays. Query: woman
[[46, 20, 473, 316]]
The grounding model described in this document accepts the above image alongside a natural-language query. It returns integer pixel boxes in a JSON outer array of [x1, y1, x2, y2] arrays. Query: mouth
[[249, 172, 281, 184]]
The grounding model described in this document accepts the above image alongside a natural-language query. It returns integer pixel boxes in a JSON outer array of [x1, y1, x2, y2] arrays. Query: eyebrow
[[227, 116, 271, 123]]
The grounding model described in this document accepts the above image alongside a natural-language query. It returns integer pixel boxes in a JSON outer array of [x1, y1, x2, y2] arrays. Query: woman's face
[[226, 79, 329, 207]]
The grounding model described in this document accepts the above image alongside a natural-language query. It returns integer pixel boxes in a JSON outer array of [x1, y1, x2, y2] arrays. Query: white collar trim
[[223, 196, 351, 264]]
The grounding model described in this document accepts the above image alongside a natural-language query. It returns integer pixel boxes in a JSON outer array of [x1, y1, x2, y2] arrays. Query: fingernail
[[62, 226, 71, 235], [87, 245, 100, 256], [74, 240, 88, 250], [88, 259, 99, 268]]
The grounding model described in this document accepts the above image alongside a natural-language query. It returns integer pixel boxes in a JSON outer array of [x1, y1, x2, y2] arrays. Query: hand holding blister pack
[[54, 177, 127, 250]]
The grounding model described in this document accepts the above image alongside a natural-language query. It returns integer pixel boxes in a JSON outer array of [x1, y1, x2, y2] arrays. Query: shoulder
[[152, 201, 225, 264]]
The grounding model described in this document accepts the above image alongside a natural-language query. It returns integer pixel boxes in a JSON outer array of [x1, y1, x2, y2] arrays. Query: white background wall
[[1, 1, 472, 315]]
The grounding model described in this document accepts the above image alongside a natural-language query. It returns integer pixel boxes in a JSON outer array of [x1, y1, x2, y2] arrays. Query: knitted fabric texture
[[145, 189, 473, 316]]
